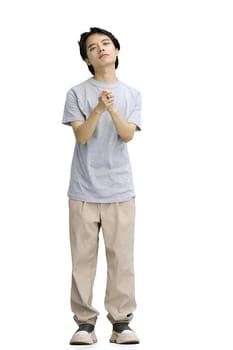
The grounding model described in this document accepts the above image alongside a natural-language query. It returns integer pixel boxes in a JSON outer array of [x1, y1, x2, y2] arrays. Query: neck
[[94, 67, 118, 83]]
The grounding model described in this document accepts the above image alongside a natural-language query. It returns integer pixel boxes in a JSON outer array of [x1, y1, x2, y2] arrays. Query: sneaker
[[110, 323, 140, 344], [70, 323, 97, 345]]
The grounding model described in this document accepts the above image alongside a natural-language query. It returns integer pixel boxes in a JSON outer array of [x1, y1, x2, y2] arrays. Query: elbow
[[123, 136, 133, 143], [76, 136, 87, 145], [122, 133, 134, 143], [122, 124, 136, 142]]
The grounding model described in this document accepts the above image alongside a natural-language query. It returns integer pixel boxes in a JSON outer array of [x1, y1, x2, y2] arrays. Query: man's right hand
[[98, 90, 115, 112]]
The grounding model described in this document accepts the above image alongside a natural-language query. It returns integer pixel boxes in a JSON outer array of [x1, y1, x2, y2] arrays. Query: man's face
[[85, 33, 119, 71]]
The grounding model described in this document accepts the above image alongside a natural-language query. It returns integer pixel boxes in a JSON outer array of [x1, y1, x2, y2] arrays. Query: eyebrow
[[87, 38, 111, 50]]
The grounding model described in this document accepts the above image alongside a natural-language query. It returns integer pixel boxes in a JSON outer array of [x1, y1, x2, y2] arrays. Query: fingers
[[103, 90, 114, 101], [105, 93, 114, 102], [99, 90, 114, 107]]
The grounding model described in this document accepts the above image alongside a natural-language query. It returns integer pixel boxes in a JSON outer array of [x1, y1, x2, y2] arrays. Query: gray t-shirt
[[62, 77, 141, 203]]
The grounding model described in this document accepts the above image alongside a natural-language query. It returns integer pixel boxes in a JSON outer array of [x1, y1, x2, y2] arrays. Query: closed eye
[[89, 46, 96, 51]]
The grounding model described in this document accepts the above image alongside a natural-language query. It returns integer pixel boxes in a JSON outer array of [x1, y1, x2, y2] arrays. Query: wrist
[[94, 105, 105, 115], [108, 105, 117, 114]]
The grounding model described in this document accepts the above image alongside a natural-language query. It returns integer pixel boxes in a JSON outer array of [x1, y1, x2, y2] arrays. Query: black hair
[[78, 27, 120, 75]]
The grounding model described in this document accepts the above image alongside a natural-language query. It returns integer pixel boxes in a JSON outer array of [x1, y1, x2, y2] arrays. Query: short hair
[[78, 27, 120, 75]]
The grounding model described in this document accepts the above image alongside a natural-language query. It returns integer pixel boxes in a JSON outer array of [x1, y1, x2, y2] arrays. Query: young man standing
[[62, 27, 141, 345]]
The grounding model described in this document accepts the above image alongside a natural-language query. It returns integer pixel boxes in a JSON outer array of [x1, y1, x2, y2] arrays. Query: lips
[[99, 53, 109, 59]]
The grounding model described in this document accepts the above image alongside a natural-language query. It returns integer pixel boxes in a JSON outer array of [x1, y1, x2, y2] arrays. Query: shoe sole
[[70, 341, 97, 345], [110, 340, 140, 344], [110, 333, 140, 344], [70, 333, 97, 345]]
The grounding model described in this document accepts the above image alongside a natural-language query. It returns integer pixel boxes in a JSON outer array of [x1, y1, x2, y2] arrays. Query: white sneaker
[[70, 324, 97, 345], [110, 323, 140, 344]]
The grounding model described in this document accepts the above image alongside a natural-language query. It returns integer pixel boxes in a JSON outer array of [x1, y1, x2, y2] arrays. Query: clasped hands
[[98, 89, 115, 113]]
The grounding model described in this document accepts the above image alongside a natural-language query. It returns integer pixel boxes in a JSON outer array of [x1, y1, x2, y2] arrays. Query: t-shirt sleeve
[[127, 91, 142, 131], [62, 89, 86, 126]]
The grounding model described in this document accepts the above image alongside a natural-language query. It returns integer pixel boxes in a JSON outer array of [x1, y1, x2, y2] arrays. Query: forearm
[[73, 106, 104, 144], [109, 107, 136, 142]]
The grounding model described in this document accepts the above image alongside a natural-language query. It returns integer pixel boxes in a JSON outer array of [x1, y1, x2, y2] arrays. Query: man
[[62, 27, 141, 345]]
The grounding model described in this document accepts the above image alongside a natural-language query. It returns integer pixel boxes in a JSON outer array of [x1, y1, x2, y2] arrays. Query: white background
[[0, 0, 233, 349]]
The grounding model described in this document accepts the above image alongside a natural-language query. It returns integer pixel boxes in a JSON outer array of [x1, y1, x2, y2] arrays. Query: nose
[[99, 46, 105, 52]]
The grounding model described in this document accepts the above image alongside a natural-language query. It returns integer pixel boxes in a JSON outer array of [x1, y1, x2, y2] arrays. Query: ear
[[115, 48, 119, 56], [85, 58, 91, 65]]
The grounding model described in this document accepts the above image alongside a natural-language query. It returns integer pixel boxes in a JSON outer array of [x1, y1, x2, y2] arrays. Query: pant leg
[[69, 199, 100, 325], [100, 198, 136, 324]]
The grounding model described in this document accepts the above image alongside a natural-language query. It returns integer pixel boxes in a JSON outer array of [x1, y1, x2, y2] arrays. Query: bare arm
[[104, 90, 137, 142], [109, 108, 136, 142], [71, 106, 103, 144], [71, 92, 109, 144]]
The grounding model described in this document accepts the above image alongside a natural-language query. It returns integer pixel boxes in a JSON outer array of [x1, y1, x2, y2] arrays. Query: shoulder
[[118, 81, 141, 102], [66, 78, 93, 96], [68, 79, 89, 92], [119, 81, 141, 95], [66, 79, 93, 100]]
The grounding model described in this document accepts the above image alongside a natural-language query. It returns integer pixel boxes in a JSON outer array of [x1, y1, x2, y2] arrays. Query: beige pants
[[69, 198, 136, 326]]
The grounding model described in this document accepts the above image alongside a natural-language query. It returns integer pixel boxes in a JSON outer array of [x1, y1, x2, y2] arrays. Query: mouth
[[99, 54, 109, 59]]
